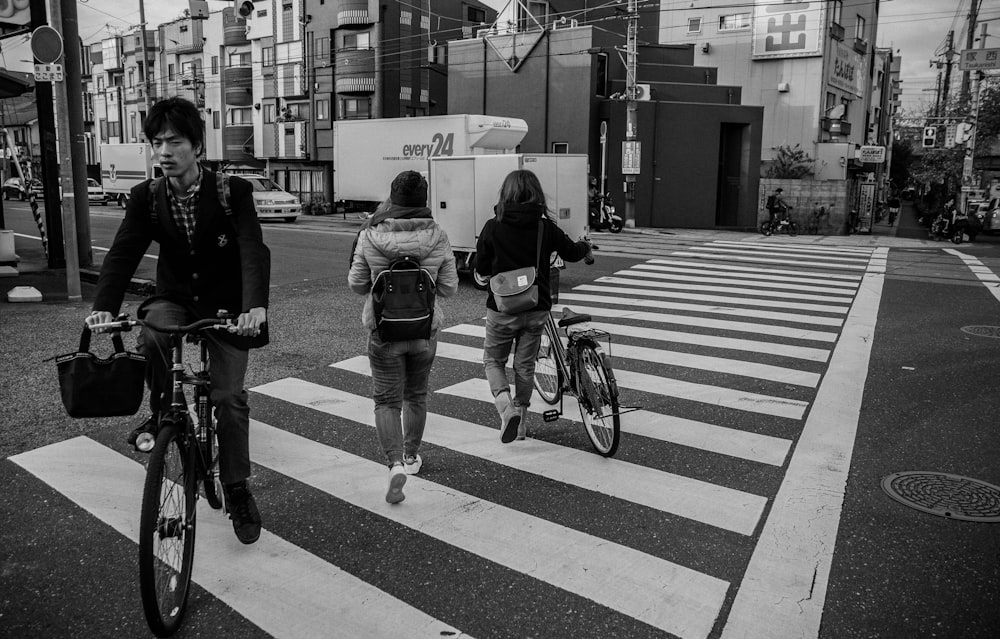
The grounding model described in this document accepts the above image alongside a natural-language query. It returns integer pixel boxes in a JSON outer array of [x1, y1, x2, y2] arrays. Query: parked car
[[240, 174, 300, 222], [87, 178, 108, 205], [2, 177, 31, 200], [978, 197, 1000, 234]]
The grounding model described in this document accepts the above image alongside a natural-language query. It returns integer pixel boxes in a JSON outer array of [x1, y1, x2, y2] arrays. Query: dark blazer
[[93, 169, 271, 347]]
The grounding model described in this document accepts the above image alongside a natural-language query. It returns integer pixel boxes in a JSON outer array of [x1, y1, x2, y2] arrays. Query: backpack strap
[[148, 176, 165, 225]]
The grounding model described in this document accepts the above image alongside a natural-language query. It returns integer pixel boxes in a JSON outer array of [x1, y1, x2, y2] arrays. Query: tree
[[765, 144, 814, 178]]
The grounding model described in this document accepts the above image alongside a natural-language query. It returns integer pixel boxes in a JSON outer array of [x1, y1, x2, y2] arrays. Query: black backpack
[[766, 194, 776, 212], [371, 256, 435, 341]]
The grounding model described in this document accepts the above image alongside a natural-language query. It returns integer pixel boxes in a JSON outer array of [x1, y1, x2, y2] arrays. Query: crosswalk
[[10, 234, 885, 638]]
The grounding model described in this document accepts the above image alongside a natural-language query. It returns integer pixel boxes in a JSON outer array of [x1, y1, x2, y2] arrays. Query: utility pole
[[959, 22, 988, 217], [139, 0, 153, 116], [61, 0, 93, 268], [622, 0, 638, 228], [942, 30, 955, 108], [960, 0, 981, 102]]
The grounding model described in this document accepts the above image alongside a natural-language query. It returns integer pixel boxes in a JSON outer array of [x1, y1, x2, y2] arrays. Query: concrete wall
[[759, 178, 850, 235]]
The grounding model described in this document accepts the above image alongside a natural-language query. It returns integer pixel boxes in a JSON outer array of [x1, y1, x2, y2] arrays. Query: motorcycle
[[928, 214, 966, 244], [589, 192, 624, 233]]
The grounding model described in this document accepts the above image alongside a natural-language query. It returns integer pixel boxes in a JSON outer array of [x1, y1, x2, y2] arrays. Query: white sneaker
[[403, 454, 422, 475], [386, 464, 407, 504]]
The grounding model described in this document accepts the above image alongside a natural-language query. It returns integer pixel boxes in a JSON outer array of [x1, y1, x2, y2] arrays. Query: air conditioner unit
[[634, 83, 652, 101]]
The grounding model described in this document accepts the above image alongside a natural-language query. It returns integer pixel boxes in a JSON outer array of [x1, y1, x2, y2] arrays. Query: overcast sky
[[1, 0, 996, 117]]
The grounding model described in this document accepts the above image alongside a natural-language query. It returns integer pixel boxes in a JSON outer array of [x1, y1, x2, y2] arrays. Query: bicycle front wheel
[[576, 343, 621, 457], [139, 423, 197, 637], [533, 322, 563, 405]]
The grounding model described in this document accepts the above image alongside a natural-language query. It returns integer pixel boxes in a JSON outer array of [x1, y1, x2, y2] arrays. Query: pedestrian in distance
[[84, 96, 270, 545], [766, 187, 791, 226], [348, 170, 459, 504], [475, 169, 594, 444]]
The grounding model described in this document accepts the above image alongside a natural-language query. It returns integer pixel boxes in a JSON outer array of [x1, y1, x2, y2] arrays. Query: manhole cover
[[881, 472, 1000, 522], [961, 325, 1000, 338]]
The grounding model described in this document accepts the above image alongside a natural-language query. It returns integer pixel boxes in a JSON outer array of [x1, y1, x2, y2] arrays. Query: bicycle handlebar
[[88, 316, 236, 334]]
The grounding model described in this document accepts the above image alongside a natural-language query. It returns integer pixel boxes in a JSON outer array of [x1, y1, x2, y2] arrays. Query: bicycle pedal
[[542, 409, 561, 423]]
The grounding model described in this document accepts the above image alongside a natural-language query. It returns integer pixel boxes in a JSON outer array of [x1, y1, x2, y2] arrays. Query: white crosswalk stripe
[[9, 238, 883, 639]]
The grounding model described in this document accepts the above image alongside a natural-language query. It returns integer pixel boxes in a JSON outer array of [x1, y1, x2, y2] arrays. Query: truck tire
[[118, 194, 129, 209]]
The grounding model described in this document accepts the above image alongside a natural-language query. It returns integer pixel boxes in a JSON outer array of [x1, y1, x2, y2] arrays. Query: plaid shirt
[[166, 168, 203, 245]]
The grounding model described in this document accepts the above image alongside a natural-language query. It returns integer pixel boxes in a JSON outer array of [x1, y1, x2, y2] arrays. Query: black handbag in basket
[[56, 326, 147, 418]]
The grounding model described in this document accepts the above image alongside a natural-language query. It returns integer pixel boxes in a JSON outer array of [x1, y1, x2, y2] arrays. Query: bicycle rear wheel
[[139, 423, 197, 637], [533, 321, 562, 405], [575, 343, 621, 457]]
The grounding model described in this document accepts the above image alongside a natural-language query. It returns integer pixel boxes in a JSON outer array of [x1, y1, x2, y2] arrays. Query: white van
[[240, 174, 301, 223]]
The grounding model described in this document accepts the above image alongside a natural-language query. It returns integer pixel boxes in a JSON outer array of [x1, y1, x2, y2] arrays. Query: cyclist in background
[[84, 96, 270, 545]]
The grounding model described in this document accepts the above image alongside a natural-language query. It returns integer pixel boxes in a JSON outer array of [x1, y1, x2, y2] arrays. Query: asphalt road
[[1, 201, 998, 639]]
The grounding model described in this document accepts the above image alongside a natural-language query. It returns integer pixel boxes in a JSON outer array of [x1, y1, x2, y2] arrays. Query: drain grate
[[881, 472, 1000, 522], [961, 325, 1000, 338]]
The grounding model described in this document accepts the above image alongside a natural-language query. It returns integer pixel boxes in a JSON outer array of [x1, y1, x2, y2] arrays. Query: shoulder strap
[[535, 221, 544, 270], [148, 177, 165, 225], [216, 172, 232, 216]]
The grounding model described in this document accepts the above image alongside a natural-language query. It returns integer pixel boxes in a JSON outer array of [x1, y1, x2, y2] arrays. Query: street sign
[[959, 47, 1000, 71], [858, 145, 885, 163], [33, 63, 63, 82], [622, 141, 640, 175], [29, 25, 63, 64]]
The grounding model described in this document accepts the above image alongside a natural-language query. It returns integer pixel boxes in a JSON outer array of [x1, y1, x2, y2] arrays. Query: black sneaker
[[225, 481, 262, 545], [126, 415, 158, 453]]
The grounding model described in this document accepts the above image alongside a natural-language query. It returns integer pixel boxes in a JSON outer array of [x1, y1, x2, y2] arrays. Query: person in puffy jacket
[[475, 169, 593, 444], [348, 171, 459, 504]]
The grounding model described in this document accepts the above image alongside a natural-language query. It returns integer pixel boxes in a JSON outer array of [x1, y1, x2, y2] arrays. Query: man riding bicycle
[[84, 97, 271, 545], [766, 187, 792, 226]]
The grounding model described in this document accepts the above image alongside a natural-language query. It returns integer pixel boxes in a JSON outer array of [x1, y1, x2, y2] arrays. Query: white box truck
[[333, 114, 527, 211], [429, 153, 589, 271], [100, 143, 159, 208]]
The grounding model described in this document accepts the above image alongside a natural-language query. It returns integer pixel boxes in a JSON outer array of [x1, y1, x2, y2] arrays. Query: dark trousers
[[138, 299, 251, 485]]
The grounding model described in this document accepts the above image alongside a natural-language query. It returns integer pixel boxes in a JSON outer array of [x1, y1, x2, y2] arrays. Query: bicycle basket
[[56, 326, 147, 418]]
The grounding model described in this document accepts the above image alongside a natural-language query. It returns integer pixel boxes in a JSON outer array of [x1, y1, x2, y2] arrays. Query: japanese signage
[[858, 182, 876, 231], [959, 48, 1000, 71], [622, 141, 641, 175], [858, 146, 885, 164], [828, 41, 865, 97], [752, 0, 825, 59]]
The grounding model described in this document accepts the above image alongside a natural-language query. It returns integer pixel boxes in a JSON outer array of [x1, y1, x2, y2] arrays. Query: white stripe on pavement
[[260, 376, 768, 536], [944, 248, 1000, 304], [574, 285, 850, 315], [670, 251, 868, 270], [558, 292, 845, 327], [248, 416, 730, 639], [644, 259, 862, 283], [9, 437, 469, 639], [616, 267, 860, 296], [710, 240, 875, 256], [721, 246, 886, 639], [537, 304, 840, 342], [437, 378, 792, 467], [442, 323, 820, 387], [595, 275, 856, 304], [693, 245, 870, 264], [443, 322, 832, 362]]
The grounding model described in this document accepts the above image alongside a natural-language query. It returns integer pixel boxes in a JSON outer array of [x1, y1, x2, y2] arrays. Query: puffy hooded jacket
[[348, 206, 459, 331], [475, 202, 590, 313]]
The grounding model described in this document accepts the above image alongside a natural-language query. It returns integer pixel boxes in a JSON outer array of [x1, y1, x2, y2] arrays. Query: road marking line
[[671, 251, 868, 270], [270, 375, 768, 536], [694, 245, 871, 264], [246, 414, 729, 639], [436, 378, 792, 467], [588, 275, 853, 313], [595, 275, 856, 304], [443, 323, 820, 387], [617, 268, 860, 295], [559, 292, 845, 327], [943, 248, 1000, 303], [710, 240, 874, 256], [444, 322, 831, 362], [721, 247, 886, 639], [9, 437, 468, 639], [644, 259, 862, 282]]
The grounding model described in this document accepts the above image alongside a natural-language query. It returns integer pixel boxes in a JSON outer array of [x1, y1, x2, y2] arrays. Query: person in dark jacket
[[475, 169, 593, 443], [84, 97, 270, 545]]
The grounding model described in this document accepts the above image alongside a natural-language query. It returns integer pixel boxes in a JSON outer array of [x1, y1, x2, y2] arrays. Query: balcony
[[853, 38, 868, 55], [821, 117, 852, 135], [335, 47, 375, 95], [829, 23, 844, 41], [336, 0, 374, 27], [223, 125, 255, 162], [223, 66, 253, 106], [223, 8, 249, 46]]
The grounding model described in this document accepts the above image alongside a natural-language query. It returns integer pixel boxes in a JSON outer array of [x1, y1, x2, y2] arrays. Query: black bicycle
[[90, 313, 234, 637], [532, 308, 625, 456]]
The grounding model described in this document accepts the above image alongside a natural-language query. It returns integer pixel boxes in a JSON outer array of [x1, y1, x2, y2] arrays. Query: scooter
[[589, 193, 624, 233]]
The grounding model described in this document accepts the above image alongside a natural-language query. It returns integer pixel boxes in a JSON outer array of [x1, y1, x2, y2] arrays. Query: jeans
[[483, 309, 548, 408], [368, 331, 437, 466], [138, 299, 251, 485]]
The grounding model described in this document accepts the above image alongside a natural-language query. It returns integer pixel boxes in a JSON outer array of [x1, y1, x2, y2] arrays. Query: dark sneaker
[[225, 481, 262, 544], [126, 415, 158, 453]]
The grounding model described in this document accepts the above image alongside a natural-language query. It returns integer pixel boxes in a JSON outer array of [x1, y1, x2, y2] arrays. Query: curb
[[80, 268, 155, 297]]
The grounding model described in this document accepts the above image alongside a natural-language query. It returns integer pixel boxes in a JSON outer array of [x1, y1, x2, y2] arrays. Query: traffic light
[[235, 1, 254, 18], [922, 126, 936, 148]]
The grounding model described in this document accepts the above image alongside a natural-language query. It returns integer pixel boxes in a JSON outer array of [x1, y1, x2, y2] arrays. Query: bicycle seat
[[558, 308, 592, 327]]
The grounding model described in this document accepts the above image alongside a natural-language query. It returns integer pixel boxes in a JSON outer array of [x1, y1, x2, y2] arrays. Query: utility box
[[429, 153, 589, 270]]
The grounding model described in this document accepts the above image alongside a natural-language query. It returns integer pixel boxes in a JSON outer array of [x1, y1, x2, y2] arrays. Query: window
[[211, 56, 218, 74], [718, 13, 750, 31], [687, 17, 702, 34], [467, 6, 486, 23], [262, 46, 274, 67], [127, 69, 134, 88], [429, 44, 446, 64], [343, 32, 369, 50], [596, 52, 608, 97], [213, 111, 220, 129], [400, 10, 412, 26], [263, 103, 276, 123], [99, 119, 107, 142], [551, 142, 568, 153], [830, 0, 842, 25], [256, 9, 267, 18], [855, 15, 865, 41], [229, 52, 251, 66], [341, 98, 370, 119], [228, 107, 252, 125], [826, 92, 837, 113], [316, 98, 329, 120], [840, 97, 850, 118], [179, 25, 188, 33], [130, 113, 137, 141], [108, 121, 121, 138], [314, 37, 329, 64], [168, 64, 175, 81]]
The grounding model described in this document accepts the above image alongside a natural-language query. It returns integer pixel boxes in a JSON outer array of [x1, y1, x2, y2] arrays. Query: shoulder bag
[[490, 223, 544, 314]]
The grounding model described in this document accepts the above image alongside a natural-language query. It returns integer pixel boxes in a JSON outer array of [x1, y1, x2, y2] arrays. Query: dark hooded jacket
[[475, 202, 590, 313]]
